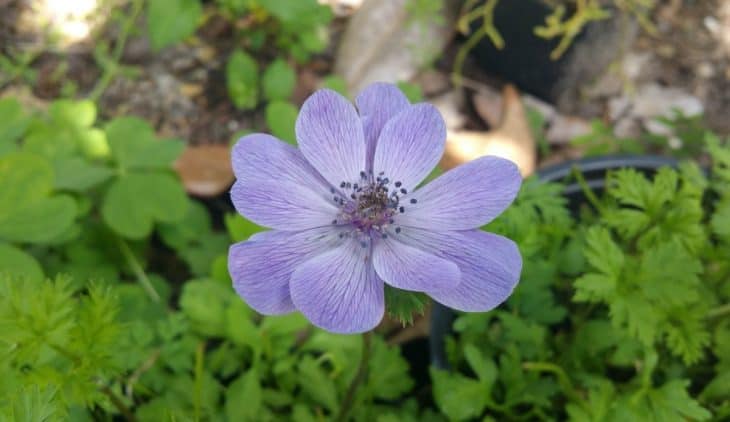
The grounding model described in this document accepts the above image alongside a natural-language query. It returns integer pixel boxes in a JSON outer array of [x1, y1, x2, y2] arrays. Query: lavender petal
[[372, 236, 460, 292], [289, 239, 385, 334], [372, 104, 445, 192], [355, 83, 410, 169], [230, 178, 338, 230], [398, 156, 521, 231], [231, 133, 329, 190], [229, 227, 343, 315], [295, 89, 366, 187], [398, 228, 522, 312]]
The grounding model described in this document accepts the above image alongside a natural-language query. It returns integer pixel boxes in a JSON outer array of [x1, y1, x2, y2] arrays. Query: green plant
[[432, 138, 730, 421]]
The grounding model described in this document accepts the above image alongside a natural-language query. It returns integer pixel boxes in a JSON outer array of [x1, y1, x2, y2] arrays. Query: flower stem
[[117, 237, 160, 302], [336, 332, 372, 422]]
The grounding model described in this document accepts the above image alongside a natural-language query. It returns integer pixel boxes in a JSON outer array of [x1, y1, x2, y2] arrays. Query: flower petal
[[228, 227, 343, 315], [295, 89, 366, 187], [372, 104, 446, 192], [355, 83, 410, 168], [230, 178, 338, 230], [398, 156, 521, 231], [289, 239, 384, 334], [372, 236, 460, 292], [397, 228, 522, 312], [231, 133, 328, 189]]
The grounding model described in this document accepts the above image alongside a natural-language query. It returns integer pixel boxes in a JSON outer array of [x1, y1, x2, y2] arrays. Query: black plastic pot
[[429, 154, 679, 369], [468, 0, 636, 112]]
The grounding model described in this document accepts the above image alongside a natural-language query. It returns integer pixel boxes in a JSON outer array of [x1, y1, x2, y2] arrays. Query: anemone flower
[[229, 82, 522, 334]]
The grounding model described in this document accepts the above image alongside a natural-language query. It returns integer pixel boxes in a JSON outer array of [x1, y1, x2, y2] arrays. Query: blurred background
[[2, 0, 728, 190]]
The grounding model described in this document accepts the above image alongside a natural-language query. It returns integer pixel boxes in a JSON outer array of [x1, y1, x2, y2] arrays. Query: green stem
[[117, 237, 160, 302], [335, 332, 372, 422], [571, 165, 604, 212], [88, 0, 144, 101], [707, 303, 730, 320], [194, 342, 205, 422]]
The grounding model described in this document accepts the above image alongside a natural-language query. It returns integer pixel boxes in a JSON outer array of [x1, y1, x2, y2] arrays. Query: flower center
[[329, 171, 415, 243]]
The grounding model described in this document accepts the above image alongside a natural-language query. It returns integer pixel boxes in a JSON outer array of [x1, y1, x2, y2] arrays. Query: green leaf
[[368, 339, 414, 400], [711, 200, 730, 242], [573, 273, 616, 303], [321, 75, 349, 97], [0, 153, 77, 244], [430, 367, 489, 421], [260, 0, 325, 24], [225, 213, 267, 242], [49, 99, 96, 129], [158, 201, 228, 275], [179, 279, 233, 336], [262, 59, 296, 101], [583, 227, 624, 277], [7, 385, 67, 422], [0, 97, 30, 155], [101, 172, 188, 239], [0, 243, 43, 282], [647, 380, 712, 421], [106, 117, 184, 170], [297, 356, 338, 412], [147, 0, 202, 50], [225, 370, 262, 421], [53, 157, 114, 192], [265, 101, 298, 144], [464, 344, 497, 386], [226, 50, 259, 110], [225, 300, 261, 352], [396, 82, 423, 103], [384, 285, 429, 325]]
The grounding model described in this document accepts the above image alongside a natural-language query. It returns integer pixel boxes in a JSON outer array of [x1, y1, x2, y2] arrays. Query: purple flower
[[228, 83, 522, 334]]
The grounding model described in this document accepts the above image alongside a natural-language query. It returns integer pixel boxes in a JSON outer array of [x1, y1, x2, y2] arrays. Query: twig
[[707, 303, 730, 320], [125, 348, 161, 397], [335, 332, 372, 422], [99, 383, 136, 422]]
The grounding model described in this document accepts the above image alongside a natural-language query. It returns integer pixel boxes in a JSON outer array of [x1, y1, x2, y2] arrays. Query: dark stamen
[[400, 188, 407, 194], [399, 206, 405, 213], [410, 198, 417, 204], [395, 227, 401, 234], [395, 181, 402, 187]]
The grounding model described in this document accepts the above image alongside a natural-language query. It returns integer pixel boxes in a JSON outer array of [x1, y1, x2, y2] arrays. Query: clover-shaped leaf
[[0, 243, 44, 282], [0, 153, 77, 244], [106, 117, 184, 170], [101, 172, 189, 239]]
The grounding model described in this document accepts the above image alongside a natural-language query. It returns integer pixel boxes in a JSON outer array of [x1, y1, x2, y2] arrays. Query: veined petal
[[231, 133, 328, 189], [398, 156, 521, 231], [355, 83, 410, 168], [230, 178, 338, 231], [397, 228, 522, 312], [295, 89, 366, 187], [372, 104, 445, 192], [229, 227, 343, 315], [372, 236, 460, 292], [290, 239, 384, 334]]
